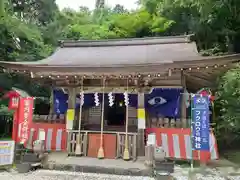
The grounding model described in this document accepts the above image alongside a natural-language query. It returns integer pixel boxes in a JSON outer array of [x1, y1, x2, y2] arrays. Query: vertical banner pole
[[190, 93, 194, 170], [123, 79, 130, 160], [190, 93, 210, 171], [75, 77, 84, 156], [98, 77, 105, 159]]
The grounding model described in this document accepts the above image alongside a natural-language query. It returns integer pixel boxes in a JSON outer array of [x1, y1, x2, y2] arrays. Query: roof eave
[[0, 54, 239, 74]]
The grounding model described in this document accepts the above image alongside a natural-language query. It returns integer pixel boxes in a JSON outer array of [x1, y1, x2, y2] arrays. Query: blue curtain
[[53, 88, 182, 118], [53, 89, 68, 114], [145, 88, 182, 118]]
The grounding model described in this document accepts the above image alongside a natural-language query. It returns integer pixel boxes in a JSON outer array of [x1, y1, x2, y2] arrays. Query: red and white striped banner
[[146, 128, 219, 162], [26, 123, 67, 151]]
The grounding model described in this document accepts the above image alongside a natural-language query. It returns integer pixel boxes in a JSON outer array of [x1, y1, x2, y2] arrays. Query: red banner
[[17, 97, 34, 144], [8, 96, 19, 110], [12, 111, 18, 142]]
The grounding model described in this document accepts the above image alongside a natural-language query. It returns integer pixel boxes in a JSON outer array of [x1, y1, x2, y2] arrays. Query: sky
[[56, 0, 139, 11]]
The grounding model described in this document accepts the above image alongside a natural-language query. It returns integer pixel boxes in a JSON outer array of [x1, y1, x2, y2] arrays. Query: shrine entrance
[[106, 94, 126, 126]]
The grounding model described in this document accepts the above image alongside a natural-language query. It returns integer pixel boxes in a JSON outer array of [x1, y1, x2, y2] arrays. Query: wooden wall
[[82, 104, 137, 126]]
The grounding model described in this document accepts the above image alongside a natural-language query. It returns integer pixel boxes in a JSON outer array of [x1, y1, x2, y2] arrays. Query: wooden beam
[[189, 72, 212, 81], [189, 74, 212, 84], [185, 73, 212, 87], [50, 78, 182, 87], [190, 73, 214, 82], [55, 86, 183, 94], [186, 80, 203, 92]]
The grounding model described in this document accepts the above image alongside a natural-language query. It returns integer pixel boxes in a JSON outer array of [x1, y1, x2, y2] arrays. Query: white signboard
[[147, 133, 156, 146], [138, 119, 146, 129], [0, 141, 15, 166], [38, 130, 46, 141]]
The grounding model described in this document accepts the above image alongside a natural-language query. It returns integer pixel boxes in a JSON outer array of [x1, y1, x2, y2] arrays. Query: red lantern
[[4, 91, 21, 110], [8, 96, 19, 110], [197, 89, 214, 102]]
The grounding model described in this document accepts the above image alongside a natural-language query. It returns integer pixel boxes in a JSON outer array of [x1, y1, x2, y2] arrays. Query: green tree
[[140, 0, 240, 54], [215, 67, 240, 149], [0, 0, 52, 105], [0, 0, 46, 62], [11, 0, 59, 26], [63, 8, 174, 40], [112, 4, 127, 14]]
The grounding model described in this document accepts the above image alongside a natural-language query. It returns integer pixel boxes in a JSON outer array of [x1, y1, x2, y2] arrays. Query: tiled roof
[[0, 35, 239, 75]]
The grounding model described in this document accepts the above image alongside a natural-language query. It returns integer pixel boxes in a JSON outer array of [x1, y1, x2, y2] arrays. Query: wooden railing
[[32, 114, 65, 124], [149, 117, 190, 128], [32, 113, 191, 128], [67, 131, 88, 156], [116, 132, 137, 160], [67, 130, 137, 161], [149, 118, 215, 130]]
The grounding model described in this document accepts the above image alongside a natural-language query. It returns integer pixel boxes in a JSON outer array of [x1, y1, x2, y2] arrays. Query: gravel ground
[[0, 170, 155, 180], [171, 166, 240, 180], [1, 168, 240, 180]]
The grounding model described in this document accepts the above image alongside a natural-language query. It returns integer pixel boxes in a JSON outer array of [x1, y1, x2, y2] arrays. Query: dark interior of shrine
[[105, 94, 126, 126]]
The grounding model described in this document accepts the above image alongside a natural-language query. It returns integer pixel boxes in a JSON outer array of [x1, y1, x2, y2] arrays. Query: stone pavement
[[45, 152, 151, 176], [0, 170, 155, 180], [42, 152, 240, 179]]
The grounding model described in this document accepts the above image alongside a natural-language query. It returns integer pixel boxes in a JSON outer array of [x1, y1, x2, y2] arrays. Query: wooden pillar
[[181, 72, 187, 128], [137, 91, 145, 156], [68, 88, 76, 108], [123, 80, 130, 160], [67, 87, 77, 130], [49, 89, 54, 115]]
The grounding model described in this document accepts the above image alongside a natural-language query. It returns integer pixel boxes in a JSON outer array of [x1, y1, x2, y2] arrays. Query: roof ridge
[[59, 35, 193, 48]]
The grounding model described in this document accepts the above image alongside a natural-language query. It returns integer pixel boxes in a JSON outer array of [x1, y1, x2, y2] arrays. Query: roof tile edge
[[59, 34, 194, 48]]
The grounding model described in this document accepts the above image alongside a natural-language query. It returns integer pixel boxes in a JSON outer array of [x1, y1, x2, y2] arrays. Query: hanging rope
[[75, 77, 84, 155], [123, 79, 130, 160], [98, 77, 105, 159]]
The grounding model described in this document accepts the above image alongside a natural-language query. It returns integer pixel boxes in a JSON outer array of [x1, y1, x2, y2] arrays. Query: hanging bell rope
[[75, 77, 84, 156], [123, 79, 130, 160], [98, 77, 105, 159]]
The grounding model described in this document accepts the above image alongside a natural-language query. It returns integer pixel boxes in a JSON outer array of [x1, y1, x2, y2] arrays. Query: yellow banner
[[66, 109, 75, 121], [137, 108, 146, 119]]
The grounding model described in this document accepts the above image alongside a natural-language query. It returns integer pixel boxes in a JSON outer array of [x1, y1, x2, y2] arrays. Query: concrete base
[[16, 163, 32, 173], [43, 152, 153, 176], [44, 163, 153, 176], [155, 161, 174, 173]]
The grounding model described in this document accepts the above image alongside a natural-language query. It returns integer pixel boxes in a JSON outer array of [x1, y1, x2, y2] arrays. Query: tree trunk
[[226, 34, 234, 53]]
